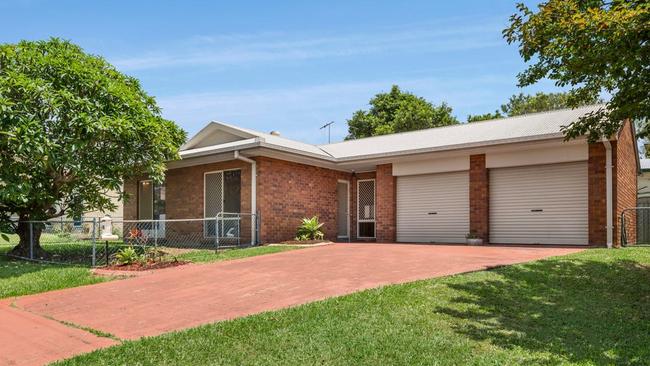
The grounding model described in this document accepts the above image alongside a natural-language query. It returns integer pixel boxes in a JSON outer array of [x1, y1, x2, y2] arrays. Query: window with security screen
[[357, 179, 376, 238]]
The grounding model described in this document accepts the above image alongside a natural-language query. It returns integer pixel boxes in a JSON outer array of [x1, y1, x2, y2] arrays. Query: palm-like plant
[[296, 216, 325, 241]]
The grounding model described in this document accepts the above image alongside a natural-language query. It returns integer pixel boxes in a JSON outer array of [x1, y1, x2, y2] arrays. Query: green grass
[[58, 247, 650, 366], [174, 245, 302, 263], [0, 245, 109, 299]]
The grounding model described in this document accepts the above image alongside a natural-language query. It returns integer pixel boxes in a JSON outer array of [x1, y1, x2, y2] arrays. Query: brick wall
[[588, 120, 639, 247], [123, 160, 251, 221], [375, 164, 396, 242], [469, 154, 489, 242], [350, 171, 376, 241], [256, 157, 350, 243], [615, 119, 638, 245], [588, 142, 608, 246]]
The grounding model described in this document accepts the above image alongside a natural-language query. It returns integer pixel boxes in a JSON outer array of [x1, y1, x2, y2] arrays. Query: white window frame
[[357, 178, 376, 239], [203, 168, 241, 238], [337, 179, 350, 239]]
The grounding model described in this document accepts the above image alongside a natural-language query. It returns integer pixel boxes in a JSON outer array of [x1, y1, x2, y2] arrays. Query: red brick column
[[469, 154, 489, 243], [588, 143, 608, 246], [615, 119, 638, 246], [375, 164, 396, 242]]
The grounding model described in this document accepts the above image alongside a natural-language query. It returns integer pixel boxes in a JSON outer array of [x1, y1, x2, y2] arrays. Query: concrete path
[[2, 244, 582, 365]]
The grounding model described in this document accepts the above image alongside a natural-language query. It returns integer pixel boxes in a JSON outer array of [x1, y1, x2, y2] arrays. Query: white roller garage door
[[397, 171, 469, 243], [489, 161, 588, 245]]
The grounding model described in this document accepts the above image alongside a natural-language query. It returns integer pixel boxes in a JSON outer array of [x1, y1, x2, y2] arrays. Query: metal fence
[[0, 213, 259, 266], [621, 207, 648, 246]]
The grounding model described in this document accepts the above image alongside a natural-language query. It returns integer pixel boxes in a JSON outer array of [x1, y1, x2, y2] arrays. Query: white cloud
[[111, 20, 505, 71], [158, 74, 516, 144]]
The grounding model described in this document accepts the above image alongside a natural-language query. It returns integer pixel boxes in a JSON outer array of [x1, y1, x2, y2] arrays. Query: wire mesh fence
[[0, 213, 259, 267]]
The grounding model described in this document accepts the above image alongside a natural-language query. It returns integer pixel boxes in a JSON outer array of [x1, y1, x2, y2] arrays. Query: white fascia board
[[393, 156, 469, 176], [179, 138, 261, 158], [486, 142, 588, 169]]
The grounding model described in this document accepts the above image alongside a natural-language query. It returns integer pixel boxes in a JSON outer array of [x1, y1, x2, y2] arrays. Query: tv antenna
[[320, 121, 334, 144]]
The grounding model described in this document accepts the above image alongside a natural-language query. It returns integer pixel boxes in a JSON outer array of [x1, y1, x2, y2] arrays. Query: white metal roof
[[320, 104, 605, 160], [180, 104, 606, 162]]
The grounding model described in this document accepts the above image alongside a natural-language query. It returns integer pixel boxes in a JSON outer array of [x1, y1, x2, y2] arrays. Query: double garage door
[[396, 161, 588, 245]]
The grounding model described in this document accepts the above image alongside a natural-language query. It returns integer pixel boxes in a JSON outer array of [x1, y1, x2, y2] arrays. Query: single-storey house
[[123, 104, 639, 247]]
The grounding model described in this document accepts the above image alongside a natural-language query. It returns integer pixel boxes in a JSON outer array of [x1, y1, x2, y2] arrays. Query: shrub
[[113, 246, 141, 265], [296, 216, 325, 241]]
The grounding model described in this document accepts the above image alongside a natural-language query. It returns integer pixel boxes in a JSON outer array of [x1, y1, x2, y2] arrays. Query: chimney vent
[[269, 131, 281, 136]]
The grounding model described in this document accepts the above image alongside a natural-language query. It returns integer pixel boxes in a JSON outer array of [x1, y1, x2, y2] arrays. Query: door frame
[[337, 179, 350, 239], [357, 178, 376, 239]]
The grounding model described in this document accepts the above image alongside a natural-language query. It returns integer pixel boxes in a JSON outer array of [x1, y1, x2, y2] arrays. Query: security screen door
[[204, 170, 241, 237]]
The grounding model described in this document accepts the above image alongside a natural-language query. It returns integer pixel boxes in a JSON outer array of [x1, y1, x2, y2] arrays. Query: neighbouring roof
[[180, 104, 606, 162]]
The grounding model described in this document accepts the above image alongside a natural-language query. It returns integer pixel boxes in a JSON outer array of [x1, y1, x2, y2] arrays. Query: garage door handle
[[531, 209, 543, 212], [428, 212, 437, 215]]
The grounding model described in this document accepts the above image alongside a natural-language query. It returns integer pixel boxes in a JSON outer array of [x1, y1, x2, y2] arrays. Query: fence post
[[29, 222, 34, 259], [91, 217, 97, 267], [105, 240, 109, 266], [154, 220, 158, 250], [214, 214, 220, 253]]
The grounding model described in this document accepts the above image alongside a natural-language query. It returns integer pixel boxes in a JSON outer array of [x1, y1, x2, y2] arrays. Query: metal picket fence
[[0, 213, 259, 267]]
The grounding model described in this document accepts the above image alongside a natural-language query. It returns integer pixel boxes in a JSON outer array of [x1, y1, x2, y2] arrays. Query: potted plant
[[466, 232, 483, 246]]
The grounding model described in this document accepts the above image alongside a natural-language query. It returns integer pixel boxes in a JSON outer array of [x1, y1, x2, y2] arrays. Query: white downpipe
[[234, 151, 257, 245], [603, 139, 613, 248]]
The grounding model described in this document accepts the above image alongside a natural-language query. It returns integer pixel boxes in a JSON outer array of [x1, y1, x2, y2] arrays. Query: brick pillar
[[376, 164, 396, 242], [588, 143, 608, 246], [469, 154, 489, 243]]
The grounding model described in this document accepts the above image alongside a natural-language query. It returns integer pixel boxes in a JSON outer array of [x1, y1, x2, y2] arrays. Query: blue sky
[[1, 0, 559, 144]]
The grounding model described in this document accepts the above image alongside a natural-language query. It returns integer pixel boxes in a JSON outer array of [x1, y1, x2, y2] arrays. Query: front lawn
[[0, 246, 108, 299], [0, 244, 302, 299], [59, 247, 650, 365]]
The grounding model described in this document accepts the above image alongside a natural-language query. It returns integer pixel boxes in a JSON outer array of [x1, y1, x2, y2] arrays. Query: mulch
[[104, 260, 189, 271]]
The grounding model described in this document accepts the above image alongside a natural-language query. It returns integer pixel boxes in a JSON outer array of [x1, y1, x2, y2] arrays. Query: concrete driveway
[[2, 243, 582, 365]]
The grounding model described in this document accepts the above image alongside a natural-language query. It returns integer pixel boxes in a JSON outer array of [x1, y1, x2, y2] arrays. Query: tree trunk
[[9, 221, 48, 259]]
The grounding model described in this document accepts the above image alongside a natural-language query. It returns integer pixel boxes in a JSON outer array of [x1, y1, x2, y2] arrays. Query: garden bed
[[104, 260, 189, 271], [272, 240, 332, 246]]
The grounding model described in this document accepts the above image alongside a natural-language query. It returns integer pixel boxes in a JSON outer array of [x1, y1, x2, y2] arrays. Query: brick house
[[123, 105, 639, 247]]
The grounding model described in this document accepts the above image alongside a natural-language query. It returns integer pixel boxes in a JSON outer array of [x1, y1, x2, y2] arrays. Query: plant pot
[[466, 238, 483, 246]]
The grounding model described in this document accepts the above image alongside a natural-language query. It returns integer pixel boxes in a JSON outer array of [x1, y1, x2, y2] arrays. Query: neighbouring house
[[123, 105, 639, 247]]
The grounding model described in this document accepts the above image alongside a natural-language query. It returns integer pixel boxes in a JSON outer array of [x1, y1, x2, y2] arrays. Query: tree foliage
[[501, 92, 601, 117], [0, 39, 186, 255], [467, 110, 503, 123], [345, 85, 458, 140], [504, 0, 650, 141]]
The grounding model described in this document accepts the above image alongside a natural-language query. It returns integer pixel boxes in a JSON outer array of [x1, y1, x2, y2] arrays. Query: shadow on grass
[[436, 256, 650, 365]]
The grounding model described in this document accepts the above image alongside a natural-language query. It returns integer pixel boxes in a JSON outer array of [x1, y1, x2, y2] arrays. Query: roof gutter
[[603, 139, 614, 248], [234, 151, 257, 245]]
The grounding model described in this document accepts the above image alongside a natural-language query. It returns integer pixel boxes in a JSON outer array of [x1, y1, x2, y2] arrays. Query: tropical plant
[[113, 246, 141, 266], [296, 216, 325, 241]]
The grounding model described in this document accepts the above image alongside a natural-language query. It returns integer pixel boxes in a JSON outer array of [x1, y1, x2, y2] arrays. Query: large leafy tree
[[345, 85, 458, 140], [504, 0, 649, 141], [0, 39, 186, 257], [467, 91, 600, 122]]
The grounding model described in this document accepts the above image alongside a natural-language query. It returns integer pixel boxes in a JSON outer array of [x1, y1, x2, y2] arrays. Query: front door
[[204, 170, 241, 238], [337, 181, 349, 239]]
